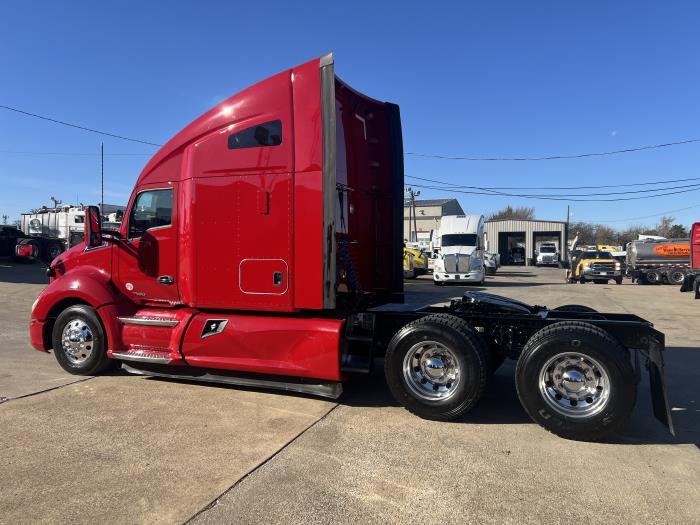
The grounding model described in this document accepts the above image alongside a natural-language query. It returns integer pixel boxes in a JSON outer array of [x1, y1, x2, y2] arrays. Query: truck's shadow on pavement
[[0, 257, 49, 285], [343, 357, 699, 447]]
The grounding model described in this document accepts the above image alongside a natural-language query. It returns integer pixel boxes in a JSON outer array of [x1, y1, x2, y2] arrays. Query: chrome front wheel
[[60, 318, 96, 366], [52, 304, 112, 375]]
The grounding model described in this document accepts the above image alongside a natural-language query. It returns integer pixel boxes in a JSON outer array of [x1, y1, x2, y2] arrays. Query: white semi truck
[[535, 241, 560, 266], [433, 215, 486, 285]]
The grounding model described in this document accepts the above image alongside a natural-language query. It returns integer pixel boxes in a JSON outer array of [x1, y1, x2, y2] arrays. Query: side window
[[128, 189, 173, 239], [228, 120, 282, 149]]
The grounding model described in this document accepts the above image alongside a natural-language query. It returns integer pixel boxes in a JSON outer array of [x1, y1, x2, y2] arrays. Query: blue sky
[[1, 1, 699, 228]]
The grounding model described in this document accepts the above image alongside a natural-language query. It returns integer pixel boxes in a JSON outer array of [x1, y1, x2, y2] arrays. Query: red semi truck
[[29, 55, 673, 440], [680, 222, 700, 297]]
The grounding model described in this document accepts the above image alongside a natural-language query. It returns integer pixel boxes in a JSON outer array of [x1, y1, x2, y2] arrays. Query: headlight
[[615, 262, 621, 270]]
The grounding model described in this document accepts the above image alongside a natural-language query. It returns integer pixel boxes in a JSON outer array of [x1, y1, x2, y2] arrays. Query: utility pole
[[404, 187, 421, 243], [412, 190, 420, 243], [2, 214, 8, 224], [565, 204, 571, 262], [101, 142, 104, 219]]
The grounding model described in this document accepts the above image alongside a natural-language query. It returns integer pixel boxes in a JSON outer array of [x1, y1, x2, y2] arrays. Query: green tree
[[668, 224, 688, 238]]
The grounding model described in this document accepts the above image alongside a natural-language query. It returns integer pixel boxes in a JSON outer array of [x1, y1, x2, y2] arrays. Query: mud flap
[[679, 273, 695, 293], [645, 337, 675, 436]]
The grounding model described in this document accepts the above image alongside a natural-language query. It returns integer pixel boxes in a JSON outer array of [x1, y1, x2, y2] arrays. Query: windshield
[[582, 251, 613, 259], [540, 246, 556, 253], [442, 234, 477, 247]]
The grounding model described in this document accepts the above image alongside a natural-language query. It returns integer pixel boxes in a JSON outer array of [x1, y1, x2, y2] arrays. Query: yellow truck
[[403, 246, 429, 278], [566, 249, 623, 285]]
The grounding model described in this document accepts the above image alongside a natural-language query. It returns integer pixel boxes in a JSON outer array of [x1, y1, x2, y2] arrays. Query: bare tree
[[655, 216, 675, 238], [488, 206, 536, 220]]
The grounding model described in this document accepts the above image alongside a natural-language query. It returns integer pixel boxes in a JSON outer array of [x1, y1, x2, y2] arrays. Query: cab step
[[111, 348, 179, 364]]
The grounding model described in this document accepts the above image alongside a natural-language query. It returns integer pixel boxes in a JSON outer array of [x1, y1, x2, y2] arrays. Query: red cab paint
[[30, 53, 404, 384], [691, 222, 700, 269]]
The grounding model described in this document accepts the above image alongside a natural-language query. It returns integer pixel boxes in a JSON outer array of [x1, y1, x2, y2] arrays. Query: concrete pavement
[[1, 261, 699, 524], [194, 267, 700, 524]]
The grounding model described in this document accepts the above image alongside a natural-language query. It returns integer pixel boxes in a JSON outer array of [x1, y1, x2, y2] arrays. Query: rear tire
[[51, 305, 112, 375], [385, 314, 489, 421], [45, 241, 65, 263], [644, 270, 661, 284], [667, 270, 685, 286], [515, 321, 636, 441]]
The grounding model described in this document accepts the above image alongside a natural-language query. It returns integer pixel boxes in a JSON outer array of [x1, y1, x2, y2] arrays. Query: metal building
[[485, 219, 568, 266], [404, 198, 464, 245]]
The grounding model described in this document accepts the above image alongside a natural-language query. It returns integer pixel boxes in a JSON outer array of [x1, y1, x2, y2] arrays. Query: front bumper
[[582, 269, 622, 278], [434, 271, 482, 283], [30, 319, 48, 352]]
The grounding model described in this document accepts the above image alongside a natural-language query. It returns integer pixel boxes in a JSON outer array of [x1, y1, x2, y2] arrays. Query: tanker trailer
[[627, 238, 690, 285]]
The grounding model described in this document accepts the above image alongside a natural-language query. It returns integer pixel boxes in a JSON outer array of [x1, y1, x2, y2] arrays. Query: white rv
[[433, 215, 486, 285]]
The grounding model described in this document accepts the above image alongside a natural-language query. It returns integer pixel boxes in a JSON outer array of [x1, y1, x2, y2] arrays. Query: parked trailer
[[627, 238, 690, 285], [18, 205, 87, 263], [28, 55, 673, 441]]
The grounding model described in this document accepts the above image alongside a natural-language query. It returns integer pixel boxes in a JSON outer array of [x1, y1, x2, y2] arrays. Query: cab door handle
[[157, 275, 174, 285]]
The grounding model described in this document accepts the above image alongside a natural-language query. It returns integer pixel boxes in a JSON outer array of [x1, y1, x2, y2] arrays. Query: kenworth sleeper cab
[[29, 55, 673, 441]]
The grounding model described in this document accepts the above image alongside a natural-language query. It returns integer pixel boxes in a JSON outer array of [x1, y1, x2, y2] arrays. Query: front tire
[[515, 321, 636, 441], [385, 314, 489, 421], [51, 305, 112, 375]]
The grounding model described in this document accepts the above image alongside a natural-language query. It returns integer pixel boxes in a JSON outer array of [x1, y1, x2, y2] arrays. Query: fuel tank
[[627, 238, 690, 267]]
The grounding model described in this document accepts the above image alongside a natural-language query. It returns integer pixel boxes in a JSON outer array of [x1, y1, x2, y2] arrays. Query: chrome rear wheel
[[538, 352, 610, 418], [402, 341, 461, 401]]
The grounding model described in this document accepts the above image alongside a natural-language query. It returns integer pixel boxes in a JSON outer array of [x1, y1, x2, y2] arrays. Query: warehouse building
[[404, 198, 464, 244], [485, 219, 568, 265]]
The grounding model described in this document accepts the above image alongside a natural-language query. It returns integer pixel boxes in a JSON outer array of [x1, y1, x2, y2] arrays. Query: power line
[[423, 174, 700, 190], [0, 104, 163, 147], [407, 182, 700, 202], [574, 204, 700, 223], [405, 174, 700, 198], [406, 137, 700, 161], [0, 149, 151, 157], [3, 102, 699, 163]]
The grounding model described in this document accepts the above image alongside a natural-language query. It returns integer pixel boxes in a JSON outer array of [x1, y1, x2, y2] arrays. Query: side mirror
[[85, 206, 102, 248]]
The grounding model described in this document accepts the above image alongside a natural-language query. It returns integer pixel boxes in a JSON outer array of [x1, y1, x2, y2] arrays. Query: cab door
[[117, 184, 179, 305]]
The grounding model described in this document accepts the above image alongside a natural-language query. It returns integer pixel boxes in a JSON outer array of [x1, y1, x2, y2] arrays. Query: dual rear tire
[[385, 314, 636, 440]]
